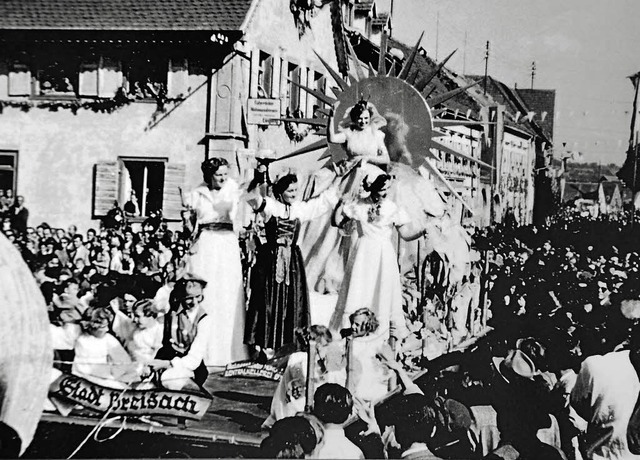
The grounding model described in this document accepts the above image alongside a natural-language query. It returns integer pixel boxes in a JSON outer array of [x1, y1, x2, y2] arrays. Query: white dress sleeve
[[393, 205, 412, 227], [263, 188, 339, 222]]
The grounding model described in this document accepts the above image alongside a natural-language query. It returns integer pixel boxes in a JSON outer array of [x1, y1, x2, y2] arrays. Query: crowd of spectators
[[3, 198, 640, 460]]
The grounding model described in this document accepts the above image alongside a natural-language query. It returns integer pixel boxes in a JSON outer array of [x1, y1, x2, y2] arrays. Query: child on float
[[71, 306, 138, 389], [342, 307, 396, 404], [125, 298, 164, 364], [151, 276, 213, 391], [263, 325, 347, 428]]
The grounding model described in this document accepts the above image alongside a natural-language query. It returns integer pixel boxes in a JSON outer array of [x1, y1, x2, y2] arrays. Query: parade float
[[21, 35, 496, 459]]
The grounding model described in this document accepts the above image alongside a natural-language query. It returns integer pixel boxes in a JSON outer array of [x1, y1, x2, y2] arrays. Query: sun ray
[[378, 33, 389, 74], [407, 69, 419, 86], [313, 50, 348, 91], [368, 63, 378, 78], [420, 49, 457, 89], [277, 139, 329, 161], [275, 117, 327, 127], [428, 80, 479, 107], [345, 36, 366, 81], [398, 31, 424, 81], [289, 79, 337, 106], [419, 162, 473, 213], [432, 138, 493, 169], [386, 60, 396, 77], [316, 107, 332, 117]]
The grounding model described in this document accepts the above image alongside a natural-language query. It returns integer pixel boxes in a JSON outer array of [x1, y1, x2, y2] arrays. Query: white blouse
[[185, 180, 241, 226]]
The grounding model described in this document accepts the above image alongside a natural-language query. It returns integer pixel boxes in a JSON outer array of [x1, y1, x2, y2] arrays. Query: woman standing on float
[[244, 173, 338, 355], [300, 100, 390, 295], [329, 172, 427, 343], [182, 158, 248, 366]]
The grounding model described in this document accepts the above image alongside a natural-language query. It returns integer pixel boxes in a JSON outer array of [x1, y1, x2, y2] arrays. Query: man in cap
[[153, 274, 212, 390]]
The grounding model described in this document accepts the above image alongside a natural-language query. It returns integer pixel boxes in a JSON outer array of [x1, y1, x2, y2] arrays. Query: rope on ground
[[93, 416, 127, 442], [66, 382, 131, 459]]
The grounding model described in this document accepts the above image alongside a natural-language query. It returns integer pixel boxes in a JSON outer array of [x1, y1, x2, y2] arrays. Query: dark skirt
[[244, 244, 311, 350]]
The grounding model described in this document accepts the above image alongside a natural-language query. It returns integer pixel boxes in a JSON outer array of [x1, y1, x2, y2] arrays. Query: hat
[[179, 272, 207, 288], [492, 349, 537, 383]]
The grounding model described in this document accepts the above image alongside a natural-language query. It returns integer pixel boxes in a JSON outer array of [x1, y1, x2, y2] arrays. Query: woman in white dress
[[329, 172, 427, 343], [182, 157, 248, 366], [299, 100, 389, 295]]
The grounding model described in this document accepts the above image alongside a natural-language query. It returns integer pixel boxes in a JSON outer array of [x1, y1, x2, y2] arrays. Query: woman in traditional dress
[[181, 157, 248, 366], [244, 173, 338, 355], [329, 172, 427, 343], [300, 99, 390, 295]]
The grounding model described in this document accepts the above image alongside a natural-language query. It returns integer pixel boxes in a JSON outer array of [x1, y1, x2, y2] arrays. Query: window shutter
[[162, 163, 186, 220], [263, 56, 274, 98], [79, 62, 99, 97], [93, 162, 118, 218], [8, 63, 30, 96], [167, 58, 189, 99], [290, 66, 301, 112], [98, 57, 123, 98]]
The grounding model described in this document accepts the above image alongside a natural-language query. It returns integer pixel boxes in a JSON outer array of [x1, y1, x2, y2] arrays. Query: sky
[[392, 0, 640, 165]]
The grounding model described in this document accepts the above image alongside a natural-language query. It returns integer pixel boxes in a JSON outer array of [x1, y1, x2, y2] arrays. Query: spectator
[[571, 278, 640, 460], [312, 383, 364, 459], [9, 195, 28, 234]]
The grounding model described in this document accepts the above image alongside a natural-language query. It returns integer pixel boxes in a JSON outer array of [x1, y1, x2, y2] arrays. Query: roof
[[0, 0, 254, 31], [600, 181, 620, 201], [563, 182, 599, 202], [516, 88, 556, 140]]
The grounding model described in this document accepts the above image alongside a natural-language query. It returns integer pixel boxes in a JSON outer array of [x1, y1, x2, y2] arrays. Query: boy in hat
[[153, 275, 212, 390]]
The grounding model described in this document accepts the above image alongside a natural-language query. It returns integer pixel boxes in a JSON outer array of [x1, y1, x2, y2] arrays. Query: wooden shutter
[[98, 57, 123, 98], [79, 62, 99, 97], [167, 58, 189, 99], [290, 66, 301, 112], [93, 162, 118, 218], [8, 63, 30, 96], [162, 163, 186, 220], [263, 56, 274, 98]]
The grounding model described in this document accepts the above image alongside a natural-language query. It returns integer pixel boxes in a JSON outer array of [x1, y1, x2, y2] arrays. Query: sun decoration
[[276, 32, 494, 212]]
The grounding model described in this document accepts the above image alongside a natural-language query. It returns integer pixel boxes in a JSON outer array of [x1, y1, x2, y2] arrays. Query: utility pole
[[483, 41, 490, 95], [530, 61, 536, 89], [389, 0, 394, 38]]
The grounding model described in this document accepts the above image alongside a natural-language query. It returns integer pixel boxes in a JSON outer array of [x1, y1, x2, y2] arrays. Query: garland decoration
[[0, 86, 177, 116], [284, 108, 311, 143]]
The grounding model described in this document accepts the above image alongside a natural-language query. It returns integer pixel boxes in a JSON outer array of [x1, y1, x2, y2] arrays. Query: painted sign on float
[[50, 374, 213, 420]]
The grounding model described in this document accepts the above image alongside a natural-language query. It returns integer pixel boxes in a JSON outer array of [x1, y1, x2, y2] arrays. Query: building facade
[[0, 0, 339, 230]]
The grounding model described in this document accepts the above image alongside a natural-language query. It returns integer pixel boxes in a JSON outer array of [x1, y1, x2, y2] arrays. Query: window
[[285, 62, 301, 114], [93, 159, 185, 220], [0, 151, 18, 193], [124, 53, 168, 100], [257, 52, 274, 98], [35, 51, 78, 97], [120, 159, 165, 217]]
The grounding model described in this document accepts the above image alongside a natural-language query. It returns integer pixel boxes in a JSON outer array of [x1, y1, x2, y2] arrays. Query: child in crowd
[[50, 278, 86, 325], [72, 306, 137, 389]]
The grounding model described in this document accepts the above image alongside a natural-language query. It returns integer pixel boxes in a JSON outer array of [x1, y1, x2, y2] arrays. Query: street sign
[[247, 98, 281, 125]]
